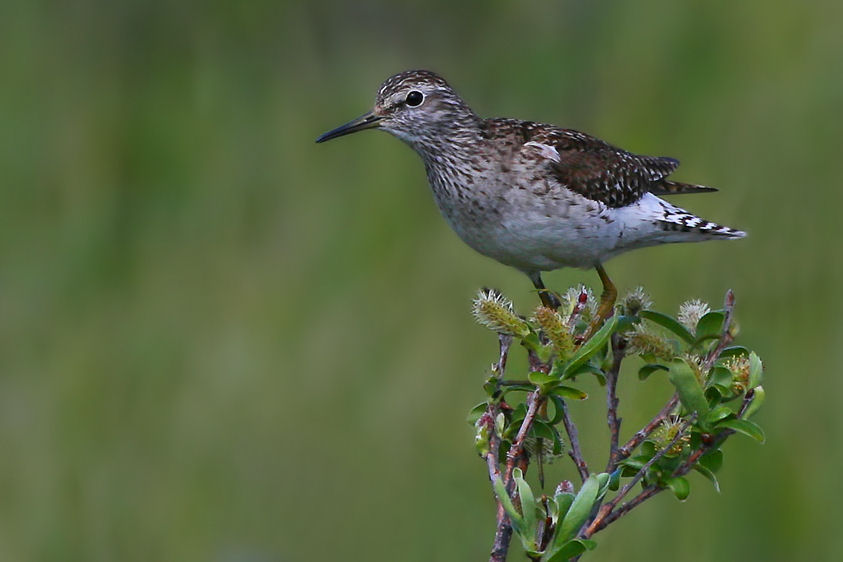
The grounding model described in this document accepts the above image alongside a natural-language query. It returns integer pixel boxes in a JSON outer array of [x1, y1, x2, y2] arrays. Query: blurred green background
[[2, 0, 841, 560]]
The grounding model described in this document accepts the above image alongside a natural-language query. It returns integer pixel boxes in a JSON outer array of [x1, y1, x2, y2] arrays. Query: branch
[[487, 334, 514, 562], [495, 334, 513, 379], [702, 289, 736, 372], [596, 390, 758, 538], [673, 389, 756, 478], [605, 333, 625, 471], [594, 486, 663, 530], [581, 415, 695, 538], [504, 392, 545, 487], [559, 398, 589, 483], [617, 394, 679, 460]]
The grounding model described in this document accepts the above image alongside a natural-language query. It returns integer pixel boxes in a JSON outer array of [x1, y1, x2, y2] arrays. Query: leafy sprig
[[472, 288, 764, 561]]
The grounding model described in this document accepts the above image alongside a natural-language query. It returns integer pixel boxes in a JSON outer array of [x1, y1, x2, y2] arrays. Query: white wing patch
[[524, 141, 561, 164]]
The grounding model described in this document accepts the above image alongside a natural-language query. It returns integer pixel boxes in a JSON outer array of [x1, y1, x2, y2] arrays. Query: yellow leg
[[529, 272, 561, 310], [584, 264, 617, 338]]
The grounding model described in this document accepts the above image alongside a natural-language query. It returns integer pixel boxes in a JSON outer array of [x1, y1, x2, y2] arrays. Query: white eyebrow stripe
[[524, 141, 561, 163]]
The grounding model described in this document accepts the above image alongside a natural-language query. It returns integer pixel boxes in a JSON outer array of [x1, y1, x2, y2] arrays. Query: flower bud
[[725, 355, 751, 394], [623, 286, 653, 316], [472, 289, 530, 337], [650, 416, 690, 457], [532, 306, 574, 359], [626, 324, 675, 361]]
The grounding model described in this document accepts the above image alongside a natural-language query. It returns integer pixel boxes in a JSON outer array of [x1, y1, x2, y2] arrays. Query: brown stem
[[702, 290, 736, 372], [495, 334, 513, 379], [605, 334, 625, 472], [559, 398, 589, 483], [581, 416, 695, 539], [617, 394, 680, 460], [594, 486, 663, 530], [487, 334, 514, 561], [504, 392, 544, 487]]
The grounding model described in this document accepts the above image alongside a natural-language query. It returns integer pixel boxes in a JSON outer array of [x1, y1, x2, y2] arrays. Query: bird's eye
[[405, 90, 424, 107]]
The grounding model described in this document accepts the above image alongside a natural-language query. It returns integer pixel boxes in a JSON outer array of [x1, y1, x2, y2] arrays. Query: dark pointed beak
[[315, 111, 382, 143]]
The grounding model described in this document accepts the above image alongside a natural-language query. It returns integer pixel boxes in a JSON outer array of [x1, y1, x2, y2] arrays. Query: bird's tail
[[636, 193, 746, 241], [649, 180, 718, 196], [657, 201, 746, 239]]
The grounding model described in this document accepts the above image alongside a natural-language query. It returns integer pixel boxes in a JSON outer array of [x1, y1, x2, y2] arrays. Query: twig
[[672, 390, 756, 478], [605, 334, 625, 471], [559, 398, 589, 483], [495, 334, 513, 379], [489, 442, 513, 562], [581, 415, 695, 538], [738, 388, 755, 418], [702, 290, 736, 372], [504, 392, 545, 487], [594, 486, 663, 530], [596, 386, 754, 542], [617, 394, 680, 460], [487, 334, 514, 561]]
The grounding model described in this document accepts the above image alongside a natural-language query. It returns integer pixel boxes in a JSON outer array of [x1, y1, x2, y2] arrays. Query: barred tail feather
[[650, 180, 718, 196], [643, 193, 746, 241], [659, 216, 746, 239]]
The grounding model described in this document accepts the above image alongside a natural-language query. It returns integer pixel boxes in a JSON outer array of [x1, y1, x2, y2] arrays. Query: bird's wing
[[526, 128, 694, 208]]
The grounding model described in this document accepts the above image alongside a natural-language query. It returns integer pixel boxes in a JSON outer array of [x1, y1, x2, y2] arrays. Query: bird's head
[[316, 70, 476, 146]]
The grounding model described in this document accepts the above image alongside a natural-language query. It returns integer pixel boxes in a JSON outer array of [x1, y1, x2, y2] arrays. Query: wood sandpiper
[[316, 70, 745, 323]]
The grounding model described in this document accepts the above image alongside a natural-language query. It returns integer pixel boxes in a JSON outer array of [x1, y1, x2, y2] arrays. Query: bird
[[316, 69, 745, 326]]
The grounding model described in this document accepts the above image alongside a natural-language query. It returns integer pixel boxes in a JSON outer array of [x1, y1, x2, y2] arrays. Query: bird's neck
[[412, 124, 486, 205], [403, 111, 482, 158], [407, 113, 483, 186]]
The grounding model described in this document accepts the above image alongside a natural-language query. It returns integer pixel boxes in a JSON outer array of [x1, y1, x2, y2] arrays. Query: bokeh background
[[2, 0, 841, 560]]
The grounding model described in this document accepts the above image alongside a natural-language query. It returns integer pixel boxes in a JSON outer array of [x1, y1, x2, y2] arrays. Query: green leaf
[[554, 473, 604, 546], [693, 464, 721, 493], [638, 363, 669, 380], [562, 315, 618, 378], [668, 358, 710, 417], [547, 395, 567, 425], [522, 332, 550, 360], [618, 457, 646, 476], [705, 385, 730, 402], [695, 311, 725, 342], [700, 449, 724, 473], [482, 379, 498, 397], [466, 402, 487, 424], [531, 420, 565, 456], [744, 386, 765, 419], [543, 539, 589, 562], [563, 362, 605, 381], [514, 468, 538, 551], [553, 492, 575, 524], [748, 352, 764, 388], [500, 382, 535, 394], [595, 472, 611, 499], [550, 385, 588, 401], [665, 476, 690, 500], [492, 476, 523, 531], [608, 469, 621, 491], [704, 405, 733, 425], [718, 345, 751, 358], [639, 310, 695, 344], [708, 366, 733, 388], [531, 419, 556, 441], [717, 418, 766, 443], [528, 370, 558, 387]]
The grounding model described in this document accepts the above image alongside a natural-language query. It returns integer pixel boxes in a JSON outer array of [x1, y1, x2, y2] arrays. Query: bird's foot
[[537, 288, 562, 310], [582, 265, 618, 340]]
